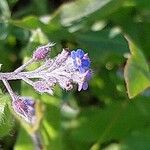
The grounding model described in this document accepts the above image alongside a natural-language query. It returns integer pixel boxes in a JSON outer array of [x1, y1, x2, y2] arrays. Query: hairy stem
[[2, 79, 16, 101], [14, 58, 35, 73], [0, 71, 44, 80]]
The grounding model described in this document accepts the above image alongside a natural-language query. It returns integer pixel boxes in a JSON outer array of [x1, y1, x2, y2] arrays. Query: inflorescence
[[0, 43, 92, 123]]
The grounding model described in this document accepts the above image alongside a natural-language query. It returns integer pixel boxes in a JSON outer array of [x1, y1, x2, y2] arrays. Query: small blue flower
[[71, 49, 90, 73]]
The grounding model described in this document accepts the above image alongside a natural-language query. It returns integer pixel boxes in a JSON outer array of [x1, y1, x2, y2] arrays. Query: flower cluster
[[71, 49, 91, 90], [71, 49, 90, 73], [30, 45, 92, 93], [0, 43, 92, 123]]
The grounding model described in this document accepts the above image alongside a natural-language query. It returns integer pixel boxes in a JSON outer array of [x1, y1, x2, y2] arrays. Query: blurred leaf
[[110, 6, 150, 55], [10, 16, 46, 30], [67, 98, 150, 145], [120, 128, 150, 150], [0, 0, 11, 19], [40, 95, 62, 150], [10, 0, 125, 29], [7, 0, 18, 8], [0, 44, 16, 71], [74, 29, 128, 65], [30, 28, 49, 44], [102, 143, 121, 150], [0, 64, 2, 70], [32, 0, 49, 15], [21, 28, 49, 58], [134, 0, 150, 10], [120, 22, 150, 55], [124, 40, 150, 98], [60, 0, 124, 26], [14, 127, 34, 150], [0, 22, 9, 40], [10, 15, 70, 42]]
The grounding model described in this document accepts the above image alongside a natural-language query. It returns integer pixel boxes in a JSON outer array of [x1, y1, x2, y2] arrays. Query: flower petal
[[82, 82, 88, 90], [82, 59, 90, 68], [85, 70, 92, 80], [24, 98, 35, 106], [73, 60, 78, 68], [78, 82, 83, 91], [78, 66, 86, 73], [76, 49, 84, 58], [71, 51, 76, 59]]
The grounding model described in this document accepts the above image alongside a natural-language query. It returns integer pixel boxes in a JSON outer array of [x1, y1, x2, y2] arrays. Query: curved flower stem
[[14, 58, 35, 73], [2, 79, 16, 101]]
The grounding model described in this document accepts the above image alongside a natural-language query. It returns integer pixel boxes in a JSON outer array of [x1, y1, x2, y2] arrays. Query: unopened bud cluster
[[12, 96, 35, 123], [0, 43, 92, 123]]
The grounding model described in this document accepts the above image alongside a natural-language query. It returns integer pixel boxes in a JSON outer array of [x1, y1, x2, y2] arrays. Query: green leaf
[[0, 93, 14, 137], [124, 40, 150, 98]]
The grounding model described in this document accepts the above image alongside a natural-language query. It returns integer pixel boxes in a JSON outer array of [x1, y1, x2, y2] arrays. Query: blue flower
[[71, 49, 90, 73]]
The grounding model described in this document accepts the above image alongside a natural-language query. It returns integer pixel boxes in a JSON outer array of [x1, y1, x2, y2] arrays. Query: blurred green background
[[0, 0, 150, 150]]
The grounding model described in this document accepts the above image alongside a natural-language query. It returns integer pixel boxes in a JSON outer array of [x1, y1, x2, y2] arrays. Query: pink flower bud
[[33, 43, 54, 61], [12, 97, 35, 123]]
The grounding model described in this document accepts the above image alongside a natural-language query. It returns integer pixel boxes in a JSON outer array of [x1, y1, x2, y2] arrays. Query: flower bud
[[12, 97, 35, 123], [33, 43, 54, 61], [33, 80, 53, 95]]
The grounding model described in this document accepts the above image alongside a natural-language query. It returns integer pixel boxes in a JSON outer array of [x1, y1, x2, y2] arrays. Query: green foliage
[[14, 127, 34, 150], [0, 90, 14, 138], [124, 40, 150, 98], [0, 0, 150, 149], [0, 0, 11, 19]]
